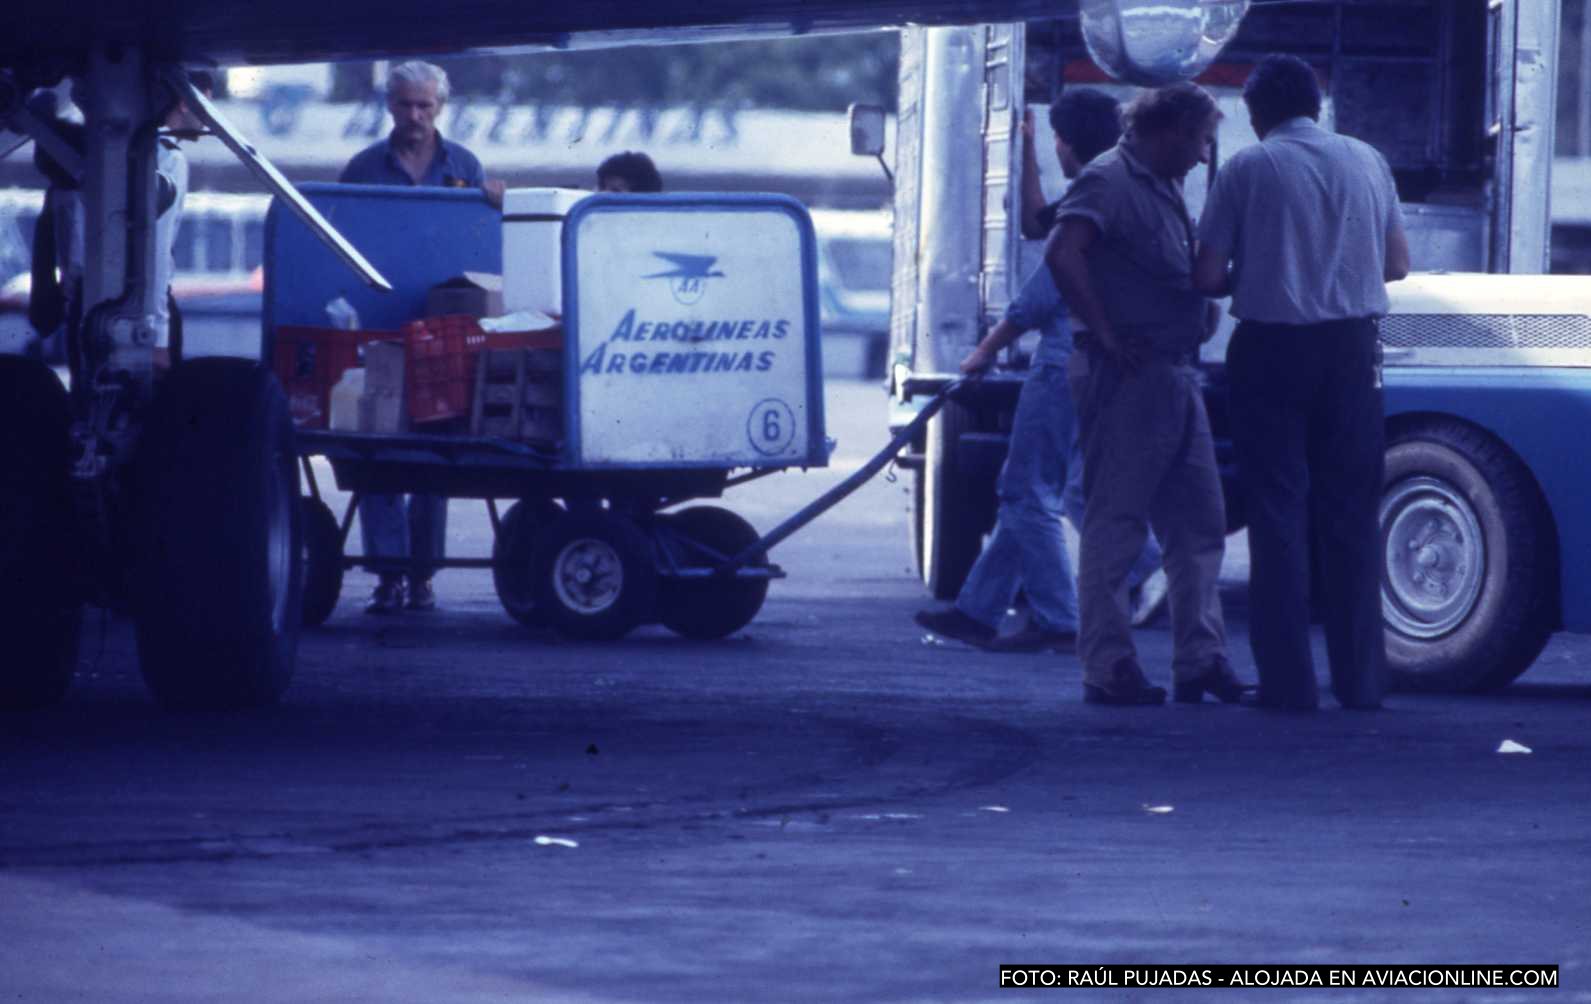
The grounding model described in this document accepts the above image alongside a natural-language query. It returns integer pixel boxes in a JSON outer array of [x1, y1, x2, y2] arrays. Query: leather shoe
[[914, 608, 996, 647], [986, 624, 1076, 653], [1083, 657, 1166, 705], [1172, 656, 1254, 704]]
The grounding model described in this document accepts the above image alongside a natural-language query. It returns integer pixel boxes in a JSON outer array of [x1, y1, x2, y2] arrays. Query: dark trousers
[[1227, 319, 1386, 709]]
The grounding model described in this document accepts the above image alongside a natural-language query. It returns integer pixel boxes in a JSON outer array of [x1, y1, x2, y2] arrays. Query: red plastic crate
[[273, 326, 395, 428], [405, 319, 489, 425]]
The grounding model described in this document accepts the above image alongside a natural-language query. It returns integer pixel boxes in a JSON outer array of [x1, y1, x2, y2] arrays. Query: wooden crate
[[471, 347, 564, 443]]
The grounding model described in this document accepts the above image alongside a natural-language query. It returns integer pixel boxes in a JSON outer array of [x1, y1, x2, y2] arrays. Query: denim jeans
[[956, 364, 1081, 633], [955, 361, 1167, 635], [359, 493, 448, 582]]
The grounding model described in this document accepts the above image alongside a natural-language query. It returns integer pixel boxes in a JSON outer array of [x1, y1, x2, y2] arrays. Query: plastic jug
[[329, 367, 365, 431]]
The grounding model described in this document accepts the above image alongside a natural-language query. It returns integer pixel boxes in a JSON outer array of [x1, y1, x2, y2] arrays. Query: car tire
[[1381, 420, 1556, 692], [0, 356, 81, 710], [132, 358, 302, 709], [656, 506, 770, 639]]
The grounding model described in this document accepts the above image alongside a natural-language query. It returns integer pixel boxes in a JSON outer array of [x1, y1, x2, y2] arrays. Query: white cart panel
[[563, 195, 825, 469]]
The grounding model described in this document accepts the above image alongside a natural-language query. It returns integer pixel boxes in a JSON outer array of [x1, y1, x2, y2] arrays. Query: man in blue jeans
[[914, 89, 1166, 653], [341, 59, 503, 613]]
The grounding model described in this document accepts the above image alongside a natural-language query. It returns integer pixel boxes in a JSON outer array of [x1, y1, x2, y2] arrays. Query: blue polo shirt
[[1003, 264, 1072, 368], [339, 132, 485, 188]]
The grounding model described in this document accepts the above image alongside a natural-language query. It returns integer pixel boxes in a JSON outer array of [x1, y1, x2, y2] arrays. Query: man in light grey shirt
[[1194, 54, 1411, 711]]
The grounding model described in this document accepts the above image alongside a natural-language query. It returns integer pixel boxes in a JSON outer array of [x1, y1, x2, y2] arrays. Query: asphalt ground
[[2, 377, 1589, 1002]]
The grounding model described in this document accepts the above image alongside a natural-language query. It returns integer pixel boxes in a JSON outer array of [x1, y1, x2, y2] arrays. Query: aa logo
[[644, 252, 725, 306]]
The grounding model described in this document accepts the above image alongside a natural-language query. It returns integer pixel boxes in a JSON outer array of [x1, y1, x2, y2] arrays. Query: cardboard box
[[361, 340, 408, 432], [426, 272, 503, 318], [359, 390, 406, 433]]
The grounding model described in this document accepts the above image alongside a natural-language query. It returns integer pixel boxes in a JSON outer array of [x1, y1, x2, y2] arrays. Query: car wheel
[[1381, 421, 1555, 692]]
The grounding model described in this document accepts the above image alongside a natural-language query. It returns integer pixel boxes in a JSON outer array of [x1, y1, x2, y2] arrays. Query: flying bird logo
[[645, 251, 725, 305]]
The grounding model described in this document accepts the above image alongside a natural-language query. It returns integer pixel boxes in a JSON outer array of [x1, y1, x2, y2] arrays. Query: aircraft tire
[[0, 356, 81, 710], [132, 358, 302, 709]]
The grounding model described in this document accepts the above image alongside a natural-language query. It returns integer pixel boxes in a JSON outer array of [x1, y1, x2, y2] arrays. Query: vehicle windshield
[[826, 237, 892, 292]]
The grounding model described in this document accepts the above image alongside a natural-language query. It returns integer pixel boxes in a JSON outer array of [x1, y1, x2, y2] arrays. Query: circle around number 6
[[746, 398, 798, 456]]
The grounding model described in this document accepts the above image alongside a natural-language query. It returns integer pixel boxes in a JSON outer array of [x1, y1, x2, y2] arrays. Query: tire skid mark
[[1, 715, 1040, 869]]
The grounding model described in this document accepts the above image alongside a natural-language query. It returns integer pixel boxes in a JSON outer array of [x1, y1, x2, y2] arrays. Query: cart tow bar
[[716, 378, 970, 575]]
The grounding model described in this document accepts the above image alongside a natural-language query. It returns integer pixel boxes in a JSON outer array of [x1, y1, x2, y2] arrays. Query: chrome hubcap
[[552, 538, 623, 615], [1380, 476, 1485, 639]]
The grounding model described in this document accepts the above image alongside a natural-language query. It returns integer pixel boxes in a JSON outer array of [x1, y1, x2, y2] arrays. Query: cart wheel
[[656, 506, 769, 640], [301, 496, 343, 628], [531, 511, 658, 641], [132, 358, 301, 709], [492, 498, 564, 626], [0, 356, 81, 710]]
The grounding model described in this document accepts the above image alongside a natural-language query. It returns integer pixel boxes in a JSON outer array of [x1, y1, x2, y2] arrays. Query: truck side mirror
[[848, 103, 893, 188], [848, 103, 887, 158]]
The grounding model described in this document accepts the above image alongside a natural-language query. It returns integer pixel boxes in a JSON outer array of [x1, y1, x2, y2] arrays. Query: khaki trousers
[[1069, 348, 1228, 684]]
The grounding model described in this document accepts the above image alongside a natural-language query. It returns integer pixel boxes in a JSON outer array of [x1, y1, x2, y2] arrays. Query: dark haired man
[[1020, 88, 1123, 239], [1046, 82, 1241, 705], [1194, 54, 1410, 711], [915, 88, 1161, 654], [596, 151, 663, 193]]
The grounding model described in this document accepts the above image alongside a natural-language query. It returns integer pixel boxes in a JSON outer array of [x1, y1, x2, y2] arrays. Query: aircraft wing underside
[[3, 0, 1068, 69]]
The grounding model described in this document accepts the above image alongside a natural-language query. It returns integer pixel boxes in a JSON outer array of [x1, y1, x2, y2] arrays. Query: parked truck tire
[[656, 506, 769, 639], [531, 510, 658, 641], [132, 358, 302, 709], [0, 357, 81, 710], [300, 496, 343, 628], [917, 399, 984, 600], [1380, 420, 1556, 692]]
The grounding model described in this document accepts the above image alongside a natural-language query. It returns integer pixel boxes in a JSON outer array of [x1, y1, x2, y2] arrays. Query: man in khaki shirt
[[1046, 82, 1246, 706]]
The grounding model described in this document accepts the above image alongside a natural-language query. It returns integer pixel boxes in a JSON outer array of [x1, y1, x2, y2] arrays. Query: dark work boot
[[1083, 657, 1167, 706]]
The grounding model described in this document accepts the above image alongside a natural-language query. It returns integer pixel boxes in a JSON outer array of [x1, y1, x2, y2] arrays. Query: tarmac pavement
[[2, 378, 1588, 1002]]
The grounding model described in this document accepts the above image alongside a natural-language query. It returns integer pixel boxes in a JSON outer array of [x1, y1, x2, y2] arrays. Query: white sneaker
[[1129, 568, 1170, 627]]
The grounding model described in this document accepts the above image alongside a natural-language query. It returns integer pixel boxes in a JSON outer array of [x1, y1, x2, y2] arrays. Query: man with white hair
[[341, 60, 501, 614], [342, 60, 503, 204]]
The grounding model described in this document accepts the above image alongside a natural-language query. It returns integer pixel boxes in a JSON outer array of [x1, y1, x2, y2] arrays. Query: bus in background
[[1, 189, 270, 358]]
